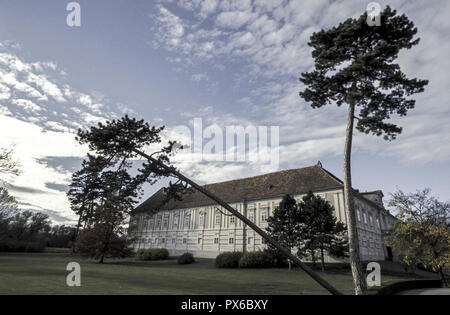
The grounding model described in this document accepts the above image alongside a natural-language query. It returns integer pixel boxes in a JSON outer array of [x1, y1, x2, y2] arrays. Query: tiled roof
[[133, 163, 344, 214]]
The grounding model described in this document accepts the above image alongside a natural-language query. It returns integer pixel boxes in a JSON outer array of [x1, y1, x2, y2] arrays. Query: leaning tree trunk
[[343, 102, 366, 295], [132, 148, 343, 295]]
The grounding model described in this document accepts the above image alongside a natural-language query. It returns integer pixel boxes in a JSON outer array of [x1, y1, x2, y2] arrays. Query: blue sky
[[0, 0, 449, 224]]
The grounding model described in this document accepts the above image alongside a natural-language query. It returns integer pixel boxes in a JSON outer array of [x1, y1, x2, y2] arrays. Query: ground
[[0, 252, 433, 295]]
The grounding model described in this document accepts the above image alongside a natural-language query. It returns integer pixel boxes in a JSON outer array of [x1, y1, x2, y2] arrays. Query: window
[[183, 238, 187, 244], [156, 216, 162, 229], [248, 237, 253, 244], [229, 237, 234, 244], [261, 238, 266, 244], [215, 214, 221, 225], [230, 216, 235, 224], [363, 213, 367, 224], [199, 213, 205, 226], [369, 215, 373, 226], [184, 214, 190, 228], [172, 238, 176, 244], [198, 238, 202, 244], [161, 238, 165, 244], [155, 238, 158, 244], [376, 218, 380, 229], [261, 210, 268, 222], [248, 211, 254, 222], [357, 210, 361, 222], [173, 215, 179, 227], [214, 237, 219, 244]]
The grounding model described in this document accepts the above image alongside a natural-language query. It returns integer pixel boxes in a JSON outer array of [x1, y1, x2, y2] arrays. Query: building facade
[[129, 163, 397, 261]]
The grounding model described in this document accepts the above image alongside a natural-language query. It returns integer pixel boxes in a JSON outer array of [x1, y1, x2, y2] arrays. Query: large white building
[[129, 163, 397, 261]]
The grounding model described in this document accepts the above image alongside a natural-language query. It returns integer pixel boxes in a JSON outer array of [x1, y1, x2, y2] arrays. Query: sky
[[0, 0, 449, 224]]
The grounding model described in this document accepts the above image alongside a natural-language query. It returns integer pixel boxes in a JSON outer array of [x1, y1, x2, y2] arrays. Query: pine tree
[[72, 116, 186, 263], [298, 192, 348, 272], [266, 194, 302, 271], [299, 6, 428, 294]]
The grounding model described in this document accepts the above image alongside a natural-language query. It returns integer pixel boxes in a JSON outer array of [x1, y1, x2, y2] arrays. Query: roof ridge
[[316, 165, 344, 186], [201, 165, 318, 187]]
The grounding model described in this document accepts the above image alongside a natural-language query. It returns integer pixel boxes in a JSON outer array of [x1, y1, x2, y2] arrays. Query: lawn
[[0, 252, 425, 295]]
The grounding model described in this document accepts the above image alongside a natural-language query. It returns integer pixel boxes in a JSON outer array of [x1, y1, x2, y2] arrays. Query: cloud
[[216, 11, 257, 29], [0, 42, 141, 224], [150, 0, 450, 168]]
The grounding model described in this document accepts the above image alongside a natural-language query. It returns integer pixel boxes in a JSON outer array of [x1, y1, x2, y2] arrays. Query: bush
[[177, 252, 195, 264], [239, 251, 273, 268], [215, 251, 243, 268], [136, 249, 151, 261], [264, 248, 288, 267], [136, 248, 169, 261], [150, 248, 169, 260]]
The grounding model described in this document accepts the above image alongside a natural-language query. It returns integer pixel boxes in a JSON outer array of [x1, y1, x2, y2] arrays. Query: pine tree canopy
[[300, 6, 428, 140]]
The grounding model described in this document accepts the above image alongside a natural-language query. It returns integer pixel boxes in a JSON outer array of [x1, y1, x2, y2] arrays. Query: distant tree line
[[0, 147, 77, 252], [0, 201, 77, 252]]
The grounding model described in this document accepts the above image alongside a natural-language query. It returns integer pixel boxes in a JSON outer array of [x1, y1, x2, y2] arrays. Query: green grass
[[0, 252, 423, 295]]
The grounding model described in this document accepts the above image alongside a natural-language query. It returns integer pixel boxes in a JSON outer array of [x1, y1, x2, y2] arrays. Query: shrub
[[150, 248, 169, 260], [136, 249, 152, 261], [177, 252, 195, 264], [215, 251, 243, 268], [264, 248, 288, 267], [136, 248, 169, 261], [239, 251, 273, 268]]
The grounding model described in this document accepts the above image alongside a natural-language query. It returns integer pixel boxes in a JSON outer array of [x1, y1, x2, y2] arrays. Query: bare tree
[[0, 147, 21, 177]]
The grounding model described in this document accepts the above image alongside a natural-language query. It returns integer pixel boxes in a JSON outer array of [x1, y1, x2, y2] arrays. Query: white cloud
[[216, 11, 257, 29], [0, 115, 87, 224], [11, 99, 42, 113], [0, 43, 140, 223]]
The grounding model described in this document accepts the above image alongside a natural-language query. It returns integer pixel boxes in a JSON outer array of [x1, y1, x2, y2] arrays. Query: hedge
[[239, 251, 273, 268], [215, 251, 243, 268], [0, 240, 46, 252], [136, 248, 169, 261]]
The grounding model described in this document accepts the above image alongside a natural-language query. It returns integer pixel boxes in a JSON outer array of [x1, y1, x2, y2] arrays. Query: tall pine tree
[[299, 6, 428, 294]]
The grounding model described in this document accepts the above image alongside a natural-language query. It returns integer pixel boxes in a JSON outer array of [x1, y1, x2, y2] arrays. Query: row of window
[[356, 209, 380, 229], [140, 236, 264, 246], [142, 208, 269, 230]]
